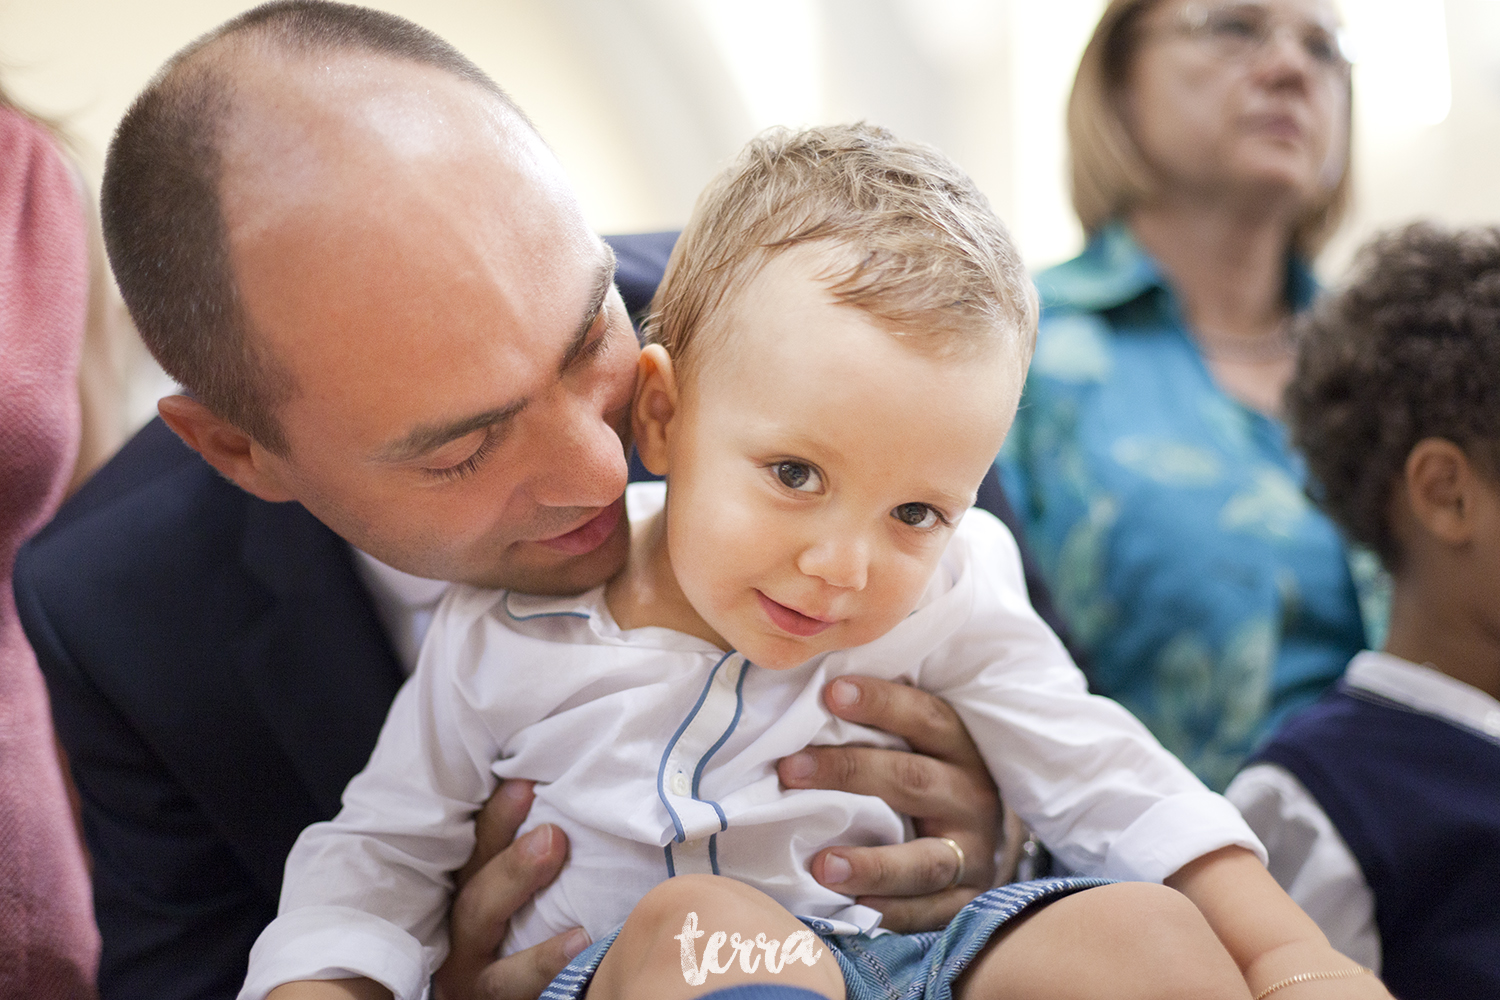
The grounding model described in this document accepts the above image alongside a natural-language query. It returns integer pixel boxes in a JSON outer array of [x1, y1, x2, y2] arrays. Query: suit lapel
[[234, 497, 406, 822]]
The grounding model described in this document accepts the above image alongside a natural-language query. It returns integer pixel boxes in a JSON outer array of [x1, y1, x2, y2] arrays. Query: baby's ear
[[633, 344, 679, 477]]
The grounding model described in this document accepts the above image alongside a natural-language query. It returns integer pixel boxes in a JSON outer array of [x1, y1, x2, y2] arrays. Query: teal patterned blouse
[[999, 222, 1377, 790]]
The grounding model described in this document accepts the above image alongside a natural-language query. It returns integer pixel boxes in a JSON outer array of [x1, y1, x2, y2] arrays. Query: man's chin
[[471, 517, 631, 595]]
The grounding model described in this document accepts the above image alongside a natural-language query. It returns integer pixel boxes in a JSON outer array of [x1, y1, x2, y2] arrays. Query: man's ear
[[1403, 437, 1477, 547], [157, 394, 298, 503], [632, 345, 679, 477]]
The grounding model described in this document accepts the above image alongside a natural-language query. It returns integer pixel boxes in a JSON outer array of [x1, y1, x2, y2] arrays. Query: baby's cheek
[[864, 557, 943, 630], [846, 587, 922, 648]]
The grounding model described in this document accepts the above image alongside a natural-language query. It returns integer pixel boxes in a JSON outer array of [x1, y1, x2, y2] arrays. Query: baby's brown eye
[[776, 462, 813, 490], [893, 503, 940, 529]]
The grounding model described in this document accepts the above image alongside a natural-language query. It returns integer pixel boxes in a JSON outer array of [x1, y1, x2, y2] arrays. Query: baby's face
[[647, 247, 1021, 670]]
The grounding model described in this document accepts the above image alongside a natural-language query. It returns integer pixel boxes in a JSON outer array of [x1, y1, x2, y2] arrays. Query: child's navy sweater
[[1251, 678, 1500, 999]]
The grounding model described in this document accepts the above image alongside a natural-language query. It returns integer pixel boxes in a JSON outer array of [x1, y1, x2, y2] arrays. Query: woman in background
[[0, 85, 102, 998], [999, 0, 1375, 789]]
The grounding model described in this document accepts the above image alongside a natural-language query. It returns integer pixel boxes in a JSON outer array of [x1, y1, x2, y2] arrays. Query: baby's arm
[[243, 591, 520, 1000], [266, 809, 578, 1000], [932, 512, 1391, 996], [1225, 764, 1381, 970], [1168, 847, 1390, 998]]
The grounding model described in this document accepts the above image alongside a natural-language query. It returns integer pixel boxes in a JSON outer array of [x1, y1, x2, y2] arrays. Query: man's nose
[[796, 531, 870, 591], [527, 393, 629, 510]]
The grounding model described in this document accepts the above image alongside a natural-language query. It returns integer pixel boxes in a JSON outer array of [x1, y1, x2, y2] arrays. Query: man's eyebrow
[[373, 401, 525, 464], [373, 246, 617, 465], [556, 243, 618, 374]]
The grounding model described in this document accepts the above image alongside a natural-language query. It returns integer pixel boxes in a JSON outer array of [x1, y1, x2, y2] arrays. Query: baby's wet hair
[[644, 123, 1037, 374]]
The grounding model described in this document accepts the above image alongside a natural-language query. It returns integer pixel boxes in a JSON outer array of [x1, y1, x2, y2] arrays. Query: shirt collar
[[354, 481, 669, 635], [502, 588, 601, 622], [501, 585, 726, 656], [1036, 219, 1319, 316], [352, 550, 451, 610], [351, 550, 453, 674], [500, 481, 721, 655], [1344, 650, 1500, 743]]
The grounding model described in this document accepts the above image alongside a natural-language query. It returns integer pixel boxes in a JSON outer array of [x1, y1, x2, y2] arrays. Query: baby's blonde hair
[[644, 123, 1037, 372]]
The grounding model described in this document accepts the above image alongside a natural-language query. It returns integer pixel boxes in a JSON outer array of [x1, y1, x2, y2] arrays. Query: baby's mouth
[[756, 591, 835, 638]]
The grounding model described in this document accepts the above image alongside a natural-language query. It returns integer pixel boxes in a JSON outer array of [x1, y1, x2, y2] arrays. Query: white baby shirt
[[242, 482, 1262, 1000]]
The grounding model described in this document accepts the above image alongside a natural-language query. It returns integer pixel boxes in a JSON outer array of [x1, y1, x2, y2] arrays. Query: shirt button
[[670, 773, 690, 796]]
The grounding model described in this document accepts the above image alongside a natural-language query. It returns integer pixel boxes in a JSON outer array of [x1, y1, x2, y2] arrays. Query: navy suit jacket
[[15, 231, 1069, 1000]]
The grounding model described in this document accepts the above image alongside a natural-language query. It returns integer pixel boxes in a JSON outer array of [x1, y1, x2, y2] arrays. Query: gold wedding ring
[[938, 836, 966, 889]]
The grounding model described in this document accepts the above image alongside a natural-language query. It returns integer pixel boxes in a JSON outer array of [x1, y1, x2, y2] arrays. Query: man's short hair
[[102, 0, 525, 452], [645, 122, 1037, 375], [1287, 222, 1500, 568], [1066, 0, 1352, 258]]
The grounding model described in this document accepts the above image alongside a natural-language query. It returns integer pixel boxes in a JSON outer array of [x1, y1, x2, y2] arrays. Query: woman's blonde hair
[[1067, 0, 1353, 257]]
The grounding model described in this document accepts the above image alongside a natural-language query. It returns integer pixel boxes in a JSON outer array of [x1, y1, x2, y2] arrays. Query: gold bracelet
[[1253, 967, 1375, 1000]]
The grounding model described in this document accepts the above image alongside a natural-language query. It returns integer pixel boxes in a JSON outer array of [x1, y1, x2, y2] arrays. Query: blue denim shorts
[[541, 876, 1112, 1000]]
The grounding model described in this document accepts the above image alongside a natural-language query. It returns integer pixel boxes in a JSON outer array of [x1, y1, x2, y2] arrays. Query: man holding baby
[[19, 4, 1392, 1000], [16, 4, 1005, 999]]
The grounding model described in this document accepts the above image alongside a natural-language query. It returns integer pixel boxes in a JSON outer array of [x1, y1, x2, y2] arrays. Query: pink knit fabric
[[0, 105, 99, 997]]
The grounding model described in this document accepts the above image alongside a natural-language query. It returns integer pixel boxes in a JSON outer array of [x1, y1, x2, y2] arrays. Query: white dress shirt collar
[[350, 483, 671, 674], [1345, 650, 1500, 743], [351, 550, 451, 675]]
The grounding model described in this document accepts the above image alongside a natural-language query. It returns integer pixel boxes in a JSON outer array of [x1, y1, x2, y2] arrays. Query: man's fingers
[[786, 675, 1005, 932], [468, 929, 592, 1000], [448, 824, 568, 962], [820, 676, 986, 770], [809, 837, 995, 902], [810, 835, 987, 932], [779, 743, 997, 824], [457, 781, 538, 889]]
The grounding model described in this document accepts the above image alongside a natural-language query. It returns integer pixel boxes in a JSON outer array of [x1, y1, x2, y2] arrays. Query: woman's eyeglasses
[[1173, 2, 1351, 73]]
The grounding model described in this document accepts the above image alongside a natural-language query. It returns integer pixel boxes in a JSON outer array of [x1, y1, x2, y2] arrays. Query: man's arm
[[436, 784, 585, 1000]]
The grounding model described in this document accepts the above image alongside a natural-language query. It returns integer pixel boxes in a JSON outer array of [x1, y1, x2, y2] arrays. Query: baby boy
[[244, 124, 1387, 1000]]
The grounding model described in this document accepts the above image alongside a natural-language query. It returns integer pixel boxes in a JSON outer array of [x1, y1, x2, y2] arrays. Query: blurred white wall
[[3, 0, 1499, 429], [1327, 0, 1500, 273]]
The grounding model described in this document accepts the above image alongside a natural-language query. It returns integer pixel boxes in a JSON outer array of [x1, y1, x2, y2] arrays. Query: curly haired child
[[1228, 222, 1500, 999]]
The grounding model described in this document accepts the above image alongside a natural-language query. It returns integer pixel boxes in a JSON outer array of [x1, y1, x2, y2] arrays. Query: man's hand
[[434, 781, 591, 1000], [777, 676, 1001, 932]]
